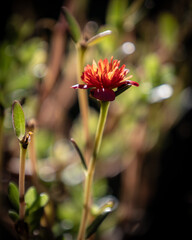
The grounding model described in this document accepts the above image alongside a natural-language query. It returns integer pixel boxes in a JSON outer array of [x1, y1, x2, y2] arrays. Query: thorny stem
[[19, 143, 27, 220], [77, 101, 110, 240], [76, 44, 90, 162]]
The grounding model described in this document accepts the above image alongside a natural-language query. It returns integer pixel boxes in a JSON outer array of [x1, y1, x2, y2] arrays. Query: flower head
[[72, 57, 139, 101]]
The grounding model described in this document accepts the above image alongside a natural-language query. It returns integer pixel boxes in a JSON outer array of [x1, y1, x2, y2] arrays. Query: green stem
[[76, 44, 90, 158], [19, 144, 27, 220], [77, 101, 110, 240]]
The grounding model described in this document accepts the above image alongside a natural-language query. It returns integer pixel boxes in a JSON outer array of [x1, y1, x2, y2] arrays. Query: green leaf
[[25, 186, 38, 212], [26, 208, 44, 231], [39, 193, 49, 207], [70, 138, 87, 170], [86, 30, 112, 47], [86, 196, 118, 238], [12, 100, 25, 141], [86, 211, 109, 239], [8, 182, 19, 212], [29, 193, 49, 213], [8, 210, 19, 222], [62, 7, 81, 43]]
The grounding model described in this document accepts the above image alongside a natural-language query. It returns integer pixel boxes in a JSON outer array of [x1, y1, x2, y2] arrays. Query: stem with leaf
[[77, 101, 110, 240], [12, 101, 31, 220]]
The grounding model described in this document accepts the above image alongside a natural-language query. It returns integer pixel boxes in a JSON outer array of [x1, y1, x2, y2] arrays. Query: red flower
[[72, 57, 139, 101]]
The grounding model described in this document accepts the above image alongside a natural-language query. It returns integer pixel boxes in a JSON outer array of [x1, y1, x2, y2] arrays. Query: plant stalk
[[77, 101, 110, 240], [76, 44, 90, 161], [19, 143, 27, 220], [27, 120, 38, 186]]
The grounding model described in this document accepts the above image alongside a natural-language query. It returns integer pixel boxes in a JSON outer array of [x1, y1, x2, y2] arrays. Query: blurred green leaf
[[158, 13, 179, 50], [8, 182, 19, 212], [36, 129, 54, 158], [106, 0, 127, 29], [12, 100, 25, 141], [39, 193, 49, 207], [8, 210, 19, 222], [86, 30, 112, 47], [29, 193, 49, 213], [143, 53, 161, 87], [26, 207, 44, 232], [25, 186, 38, 212], [62, 7, 81, 43]]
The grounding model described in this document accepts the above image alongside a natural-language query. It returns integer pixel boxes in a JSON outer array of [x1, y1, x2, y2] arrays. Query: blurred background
[[0, 0, 192, 239]]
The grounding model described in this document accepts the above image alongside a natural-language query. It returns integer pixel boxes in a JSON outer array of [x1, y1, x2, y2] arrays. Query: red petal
[[90, 88, 116, 101], [71, 84, 91, 89], [126, 80, 139, 87]]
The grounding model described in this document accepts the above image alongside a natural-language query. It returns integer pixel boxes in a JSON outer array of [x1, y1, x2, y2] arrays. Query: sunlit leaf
[[8, 182, 19, 212], [86, 196, 118, 238], [86, 30, 112, 47], [29, 193, 49, 213], [25, 186, 38, 212], [62, 7, 81, 43], [39, 193, 49, 207], [12, 100, 25, 141]]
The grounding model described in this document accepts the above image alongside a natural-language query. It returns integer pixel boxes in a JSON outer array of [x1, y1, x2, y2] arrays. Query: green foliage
[[86, 196, 118, 238], [158, 12, 179, 50], [12, 100, 26, 141], [8, 183, 49, 234], [8, 182, 19, 212], [62, 7, 81, 43], [143, 53, 161, 87], [86, 211, 109, 239], [106, 0, 127, 29], [0, 17, 45, 108], [25, 186, 38, 213]]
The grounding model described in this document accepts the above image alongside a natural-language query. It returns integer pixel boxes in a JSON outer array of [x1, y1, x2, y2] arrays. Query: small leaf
[[86, 30, 112, 47], [86, 196, 118, 238], [70, 138, 87, 170], [8, 182, 19, 212], [29, 193, 49, 213], [86, 211, 109, 239], [39, 193, 49, 207], [62, 7, 81, 43], [8, 210, 19, 222], [25, 187, 38, 212], [12, 100, 25, 141]]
